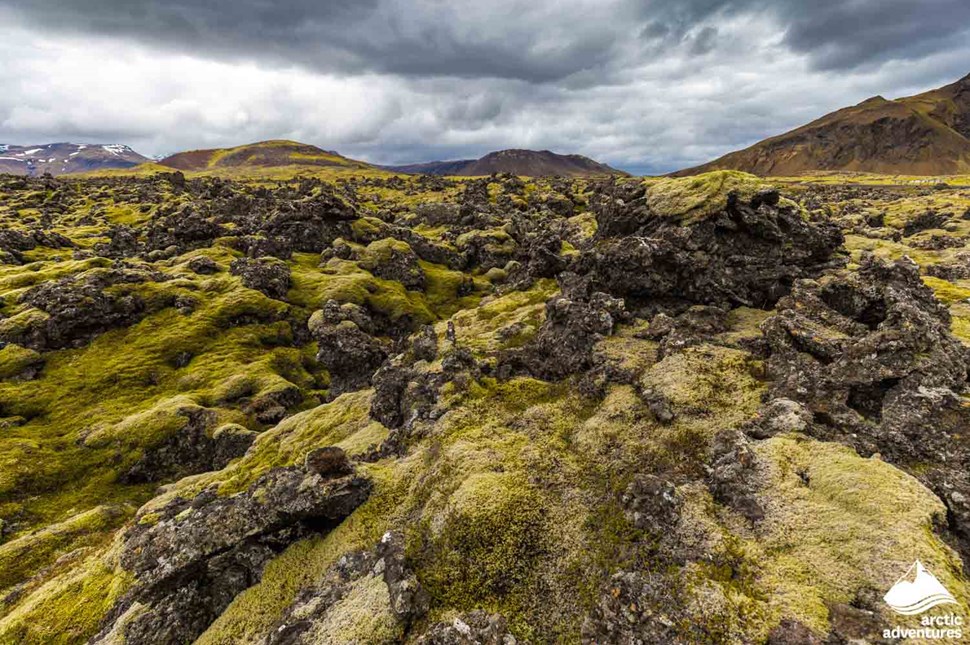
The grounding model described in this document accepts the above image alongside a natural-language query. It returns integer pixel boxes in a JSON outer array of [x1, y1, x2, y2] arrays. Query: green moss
[[82, 394, 198, 451], [646, 171, 769, 224], [290, 256, 435, 323], [444, 279, 556, 355], [350, 216, 386, 240], [922, 275, 970, 304], [0, 273, 306, 533], [0, 505, 124, 593], [416, 471, 547, 604], [455, 227, 516, 255], [0, 555, 133, 645], [0, 344, 42, 380], [747, 435, 968, 637], [309, 573, 402, 643], [0, 257, 111, 297]]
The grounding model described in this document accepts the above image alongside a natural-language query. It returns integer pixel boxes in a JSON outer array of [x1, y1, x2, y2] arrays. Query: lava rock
[[230, 257, 291, 299]]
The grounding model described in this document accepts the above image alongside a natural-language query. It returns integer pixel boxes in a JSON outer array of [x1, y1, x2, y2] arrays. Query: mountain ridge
[[157, 139, 373, 172], [0, 143, 150, 176], [677, 72, 970, 176], [387, 148, 627, 177]]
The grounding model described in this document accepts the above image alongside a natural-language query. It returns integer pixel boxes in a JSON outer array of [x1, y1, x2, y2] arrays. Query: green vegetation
[[0, 170, 968, 643], [645, 170, 769, 224]]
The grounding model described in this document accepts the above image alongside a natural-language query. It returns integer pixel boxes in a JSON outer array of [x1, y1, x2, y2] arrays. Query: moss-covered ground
[[0, 170, 966, 643]]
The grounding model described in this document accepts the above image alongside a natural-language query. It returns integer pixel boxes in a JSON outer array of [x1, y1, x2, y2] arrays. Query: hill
[[678, 72, 970, 176], [156, 140, 376, 175], [388, 148, 627, 177], [0, 143, 150, 176]]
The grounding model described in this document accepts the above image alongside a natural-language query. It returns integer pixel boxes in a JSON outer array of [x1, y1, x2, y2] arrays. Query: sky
[[0, 1, 968, 174]]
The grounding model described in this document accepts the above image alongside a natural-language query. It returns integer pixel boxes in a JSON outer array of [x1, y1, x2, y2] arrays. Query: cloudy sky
[[0, 1, 968, 174]]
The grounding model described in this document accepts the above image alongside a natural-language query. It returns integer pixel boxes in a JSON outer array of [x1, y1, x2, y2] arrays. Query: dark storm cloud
[[3, 0, 968, 82], [776, 0, 970, 71], [0, 0, 631, 82], [1, 0, 969, 174]]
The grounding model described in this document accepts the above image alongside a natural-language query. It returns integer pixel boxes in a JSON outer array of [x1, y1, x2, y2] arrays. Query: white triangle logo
[[884, 561, 959, 616]]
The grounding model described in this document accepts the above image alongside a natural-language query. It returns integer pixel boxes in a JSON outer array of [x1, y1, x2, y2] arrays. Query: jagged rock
[[370, 360, 414, 429], [0, 228, 72, 264], [309, 310, 389, 393], [369, 347, 477, 436], [93, 225, 139, 258], [414, 202, 460, 227], [188, 256, 219, 274], [643, 305, 728, 358], [910, 233, 965, 250], [708, 429, 763, 522], [416, 610, 519, 645], [583, 187, 844, 310], [254, 190, 357, 254], [761, 254, 968, 438], [411, 325, 439, 363], [230, 257, 291, 299], [502, 272, 626, 380], [760, 254, 970, 555], [10, 273, 149, 350], [621, 474, 681, 530], [360, 240, 426, 290], [923, 250, 970, 280], [265, 531, 428, 644], [146, 204, 226, 252], [902, 209, 948, 237], [121, 408, 256, 484], [95, 462, 371, 644], [314, 298, 378, 335]]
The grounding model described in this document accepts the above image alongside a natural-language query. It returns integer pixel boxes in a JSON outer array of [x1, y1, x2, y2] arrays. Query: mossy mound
[[645, 170, 769, 224]]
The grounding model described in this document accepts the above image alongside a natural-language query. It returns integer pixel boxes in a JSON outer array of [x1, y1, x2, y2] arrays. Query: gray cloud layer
[[5, 0, 970, 80], [0, 0, 968, 172]]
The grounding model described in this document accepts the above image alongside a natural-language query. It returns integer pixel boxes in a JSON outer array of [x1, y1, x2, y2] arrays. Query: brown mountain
[[678, 72, 970, 176], [157, 140, 373, 172], [0, 143, 150, 176], [388, 149, 627, 177]]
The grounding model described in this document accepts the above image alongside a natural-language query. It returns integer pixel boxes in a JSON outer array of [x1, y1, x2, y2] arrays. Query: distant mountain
[[0, 143, 150, 176], [157, 140, 373, 172], [388, 149, 627, 177], [678, 72, 970, 177]]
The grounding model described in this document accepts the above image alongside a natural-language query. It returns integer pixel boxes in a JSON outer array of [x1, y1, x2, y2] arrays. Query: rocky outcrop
[[309, 304, 390, 393], [94, 450, 370, 644], [7, 271, 154, 350], [759, 254, 970, 555], [501, 272, 626, 380], [230, 257, 291, 299], [583, 184, 844, 311], [264, 531, 428, 644], [121, 410, 257, 484], [0, 228, 73, 264]]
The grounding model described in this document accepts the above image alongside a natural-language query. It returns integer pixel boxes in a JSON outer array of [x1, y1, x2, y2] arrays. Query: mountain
[[0, 143, 150, 176], [157, 140, 374, 173], [678, 72, 970, 176], [388, 149, 627, 177]]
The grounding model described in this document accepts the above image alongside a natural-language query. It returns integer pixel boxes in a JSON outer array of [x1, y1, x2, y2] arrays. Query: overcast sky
[[0, 1, 968, 174]]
